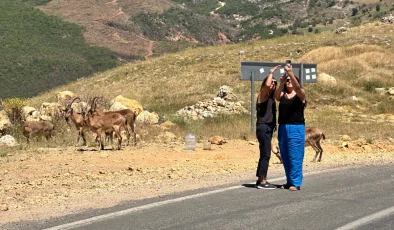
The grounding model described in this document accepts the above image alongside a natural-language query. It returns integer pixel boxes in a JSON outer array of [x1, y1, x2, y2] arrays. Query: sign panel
[[241, 61, 317, 84]]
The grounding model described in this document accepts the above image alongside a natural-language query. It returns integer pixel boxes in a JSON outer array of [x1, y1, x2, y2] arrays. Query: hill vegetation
[[1, 0, 393, 99], [128, 0, 394, 44], [26, 22, 394, 145], [0, 0, 137, 99]]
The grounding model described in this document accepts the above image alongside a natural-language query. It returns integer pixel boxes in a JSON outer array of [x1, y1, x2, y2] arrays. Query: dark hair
[[283, 75, 302, 93], [261, 76, 277, 90]]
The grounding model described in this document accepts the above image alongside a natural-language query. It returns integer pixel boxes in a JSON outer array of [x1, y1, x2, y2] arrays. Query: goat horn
[[91, 96, 100, 112], [68, 97, 81, 106]]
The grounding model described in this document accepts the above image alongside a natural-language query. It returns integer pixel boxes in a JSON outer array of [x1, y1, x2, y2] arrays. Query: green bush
[[216, 0, 259, 17], [0, 0, 122, 99], [131, 7, 234, 45], [1, 98, 26, 124], [362, 80, 384, 92], [22, 0, 52, 6]]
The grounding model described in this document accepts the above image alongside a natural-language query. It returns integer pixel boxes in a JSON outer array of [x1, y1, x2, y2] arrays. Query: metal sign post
[[240, 61, 318, 132]]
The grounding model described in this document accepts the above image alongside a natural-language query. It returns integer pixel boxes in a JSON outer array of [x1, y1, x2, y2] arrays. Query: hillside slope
[[27, 23, 394, 140], [1, 0, 392, 99], [35, 0, 393, 58], [0, 0, 123, 99], [37, 0, 175, 58]]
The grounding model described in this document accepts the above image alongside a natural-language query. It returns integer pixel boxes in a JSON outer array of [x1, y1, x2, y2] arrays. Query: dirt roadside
[[1, 140, 394, 226]]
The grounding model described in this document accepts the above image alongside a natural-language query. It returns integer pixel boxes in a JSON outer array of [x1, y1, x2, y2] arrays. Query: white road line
[[43, 169, 337, 230], [43, 176, 283, 230], [335, 206, 394, 230]]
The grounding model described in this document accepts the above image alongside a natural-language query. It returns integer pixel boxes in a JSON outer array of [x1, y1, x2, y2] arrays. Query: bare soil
[[37, 0, 174, 57], [1, 140, 394, 226]]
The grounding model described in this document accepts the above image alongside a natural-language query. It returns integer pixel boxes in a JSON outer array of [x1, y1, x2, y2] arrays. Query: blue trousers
[[278, 124, 305, 187]]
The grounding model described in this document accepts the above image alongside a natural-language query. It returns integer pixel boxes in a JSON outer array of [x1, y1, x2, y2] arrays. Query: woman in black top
[[255, 65, 280, 189], [274, 64, 306, 191]]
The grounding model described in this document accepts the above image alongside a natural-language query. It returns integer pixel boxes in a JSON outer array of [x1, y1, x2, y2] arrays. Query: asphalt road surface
[[7, 164, 394, 230]]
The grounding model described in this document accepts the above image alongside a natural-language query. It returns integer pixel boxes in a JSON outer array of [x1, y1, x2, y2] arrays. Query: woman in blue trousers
[[274, 64, 306, 191]]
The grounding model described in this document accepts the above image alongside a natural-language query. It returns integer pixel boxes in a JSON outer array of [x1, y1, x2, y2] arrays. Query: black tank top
[[256, 96, 276, 125], [278, 95, 305, 124]]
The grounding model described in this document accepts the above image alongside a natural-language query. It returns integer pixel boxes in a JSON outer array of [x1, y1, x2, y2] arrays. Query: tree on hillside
[[352, 8, 358, 16]]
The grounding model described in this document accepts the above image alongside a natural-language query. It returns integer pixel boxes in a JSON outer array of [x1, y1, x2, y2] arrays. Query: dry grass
[[23, 23, 394, 145]]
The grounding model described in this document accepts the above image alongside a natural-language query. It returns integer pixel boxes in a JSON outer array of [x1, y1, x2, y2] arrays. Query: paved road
[[7, 164, 394, 230]]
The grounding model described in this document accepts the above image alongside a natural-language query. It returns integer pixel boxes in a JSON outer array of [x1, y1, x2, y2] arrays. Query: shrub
[[352, 8, 358, 16], [1, 98, 26, 124], [362, 80, 383, 92]]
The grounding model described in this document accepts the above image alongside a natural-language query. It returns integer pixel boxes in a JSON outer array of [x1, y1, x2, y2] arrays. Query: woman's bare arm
[[285, 66, 306, 102]]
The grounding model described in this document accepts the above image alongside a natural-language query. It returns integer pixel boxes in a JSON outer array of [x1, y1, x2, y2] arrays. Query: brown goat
[[91, 97, 137, 146], [63, 97, 88, 146], [272, 127, 325, 163], [84, 98, 126, 150], [23, 120, 54, 143]]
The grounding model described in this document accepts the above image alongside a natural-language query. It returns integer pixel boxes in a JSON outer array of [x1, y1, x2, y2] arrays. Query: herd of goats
[[22, 96, 137, 150], [21, 97, 327, 162]]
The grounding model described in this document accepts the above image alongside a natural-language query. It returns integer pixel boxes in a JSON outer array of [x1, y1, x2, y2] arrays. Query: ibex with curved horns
[[90, 97, 137, 146], [63, 97, 88, 146], [84, 97, 126, 150]]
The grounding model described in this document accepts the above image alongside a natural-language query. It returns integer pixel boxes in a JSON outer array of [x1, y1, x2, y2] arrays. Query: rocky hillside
[[35, 0, 394, 57], [24, 21, 394, 142], [0, 0, 392, 99]]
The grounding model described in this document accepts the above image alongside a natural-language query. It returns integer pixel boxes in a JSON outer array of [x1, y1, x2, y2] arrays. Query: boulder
[[217, 85, 237, 101], [0, 113, 11, 134], [381, 14, 394, 24], [71, 101, 88, 114], [0, 135, 17, 147], [40, 102, 62, 117], [160, 121, 180, 130], [57, 91, 74, 105], [157, 131, 177, 143], [335, 27, 347, 34], [109, 102, 127, 111], [342, 135, 352, 141], [22, 106, 37, 118], [209, 135, 227, 145], [136, 111, 159, 124], [388, 87, 394, 96], [110, 95, 143, 115]]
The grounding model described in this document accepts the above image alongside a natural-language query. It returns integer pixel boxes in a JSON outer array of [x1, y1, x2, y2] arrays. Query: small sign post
[[240, 61, 318, 132]]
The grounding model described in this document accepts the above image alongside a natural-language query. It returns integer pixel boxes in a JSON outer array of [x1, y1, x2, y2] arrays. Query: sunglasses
[[286, 79, 291, 82], [272, 81, 277, 85]]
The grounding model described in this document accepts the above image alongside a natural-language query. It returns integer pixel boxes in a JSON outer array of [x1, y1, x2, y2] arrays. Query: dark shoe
[[289, 186, 301, 191], [281, 184, 290, 189], [255, 181, 276, 189]]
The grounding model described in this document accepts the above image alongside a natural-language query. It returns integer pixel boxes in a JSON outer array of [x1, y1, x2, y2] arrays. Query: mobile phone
[[285, 60, 291, 67]]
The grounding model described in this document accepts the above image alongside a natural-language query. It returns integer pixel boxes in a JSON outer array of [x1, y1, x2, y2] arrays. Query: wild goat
[[63, 97, 88, 146], [91, 97, 137, 146], [83, 97, 126, 150], [272, 127, 325, 163], [23, 120, 54, 143]]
